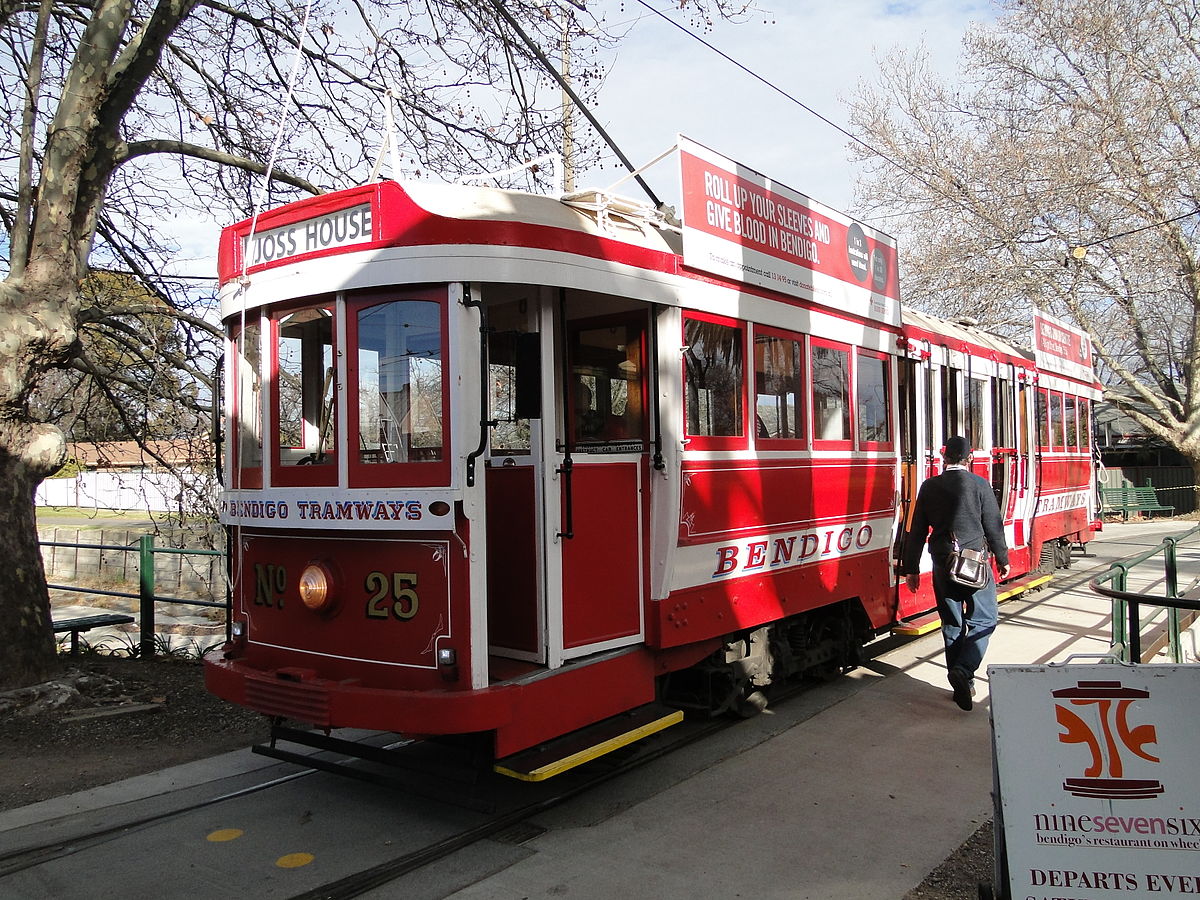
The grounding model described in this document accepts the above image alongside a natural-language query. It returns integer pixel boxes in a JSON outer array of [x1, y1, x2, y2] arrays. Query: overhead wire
[[630, 0, 940, 195], [632, 0, 1197, 253]]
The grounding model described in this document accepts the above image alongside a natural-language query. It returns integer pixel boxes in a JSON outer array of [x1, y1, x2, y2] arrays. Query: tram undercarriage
[[661, 600, 874, 717]]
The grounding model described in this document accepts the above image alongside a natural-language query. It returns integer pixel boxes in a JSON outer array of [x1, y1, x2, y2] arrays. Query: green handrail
[[41, 534, 228, 658], [1089, 523, 1200, 662]]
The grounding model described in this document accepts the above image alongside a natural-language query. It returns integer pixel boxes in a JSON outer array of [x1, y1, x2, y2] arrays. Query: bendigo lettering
[[712, 524, 876, 578]]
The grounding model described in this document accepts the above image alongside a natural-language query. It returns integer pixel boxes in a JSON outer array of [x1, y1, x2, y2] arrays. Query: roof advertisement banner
[[1033, 308, 1095, 384], [990, 663, 1200, 900], [677, 135, 900, 326]]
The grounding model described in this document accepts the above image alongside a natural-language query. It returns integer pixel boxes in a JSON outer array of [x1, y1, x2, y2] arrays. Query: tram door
[[553, 310, 649, 661], [991, 377, 1018, 521]]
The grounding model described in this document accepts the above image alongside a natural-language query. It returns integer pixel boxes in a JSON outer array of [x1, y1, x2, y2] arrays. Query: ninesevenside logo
[[1053, 679, 1163, 800]]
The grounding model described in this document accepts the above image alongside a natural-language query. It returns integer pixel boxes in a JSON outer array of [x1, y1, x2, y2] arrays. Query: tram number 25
[[365, 572, 419, 620]]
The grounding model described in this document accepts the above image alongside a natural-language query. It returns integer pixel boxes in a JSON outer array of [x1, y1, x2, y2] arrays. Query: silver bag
[[947, 539, 989, 589]]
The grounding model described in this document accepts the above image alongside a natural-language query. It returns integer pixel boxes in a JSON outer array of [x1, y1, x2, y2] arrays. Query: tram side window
[[1078, 398, 1091, 449], [941, 367, 961, 439], [1049, 391, 1065, 449], [275, 305, 335, 466], [812, 341, 851, 444], [1036, 389, 1049, 449], [992, 379, 1011, 449], [234, 318, 262, 486], [684, 316, 744, 440], [754, 331, 804, 441], [1064, 395, 1078, 449], [357, 299, 444, 464], [966, 377, 985, 448], [570, 319, 647, 447], [856, 351, 891, 446]]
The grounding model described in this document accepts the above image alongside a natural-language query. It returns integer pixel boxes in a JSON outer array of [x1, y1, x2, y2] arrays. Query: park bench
[[1100, 484, 1174, 520], [53, 613, 135, 655]]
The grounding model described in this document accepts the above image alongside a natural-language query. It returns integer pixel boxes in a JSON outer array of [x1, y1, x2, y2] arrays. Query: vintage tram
[[204, 138, 1101, 778]]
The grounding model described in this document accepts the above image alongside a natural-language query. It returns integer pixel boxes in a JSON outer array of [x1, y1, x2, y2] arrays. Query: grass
[[37, 506, 162, 523]]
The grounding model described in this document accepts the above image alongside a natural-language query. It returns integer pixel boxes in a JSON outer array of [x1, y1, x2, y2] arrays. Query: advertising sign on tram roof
[[1033, 307, 1095, 385], [677, 135, 900, 326]]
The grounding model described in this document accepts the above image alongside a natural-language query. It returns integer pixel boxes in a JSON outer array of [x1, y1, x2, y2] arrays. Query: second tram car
[[205, 138, 1102, 776]]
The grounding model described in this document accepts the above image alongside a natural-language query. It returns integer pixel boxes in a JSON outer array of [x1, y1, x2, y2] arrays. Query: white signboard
[[990, 663, 1200, 899], [242, 203, 373, 267], [677, 136, 900, 327], [1032, 308, 1095, 384]]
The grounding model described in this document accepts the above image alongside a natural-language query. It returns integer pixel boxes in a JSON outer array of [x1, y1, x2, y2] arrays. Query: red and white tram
[[205, 138, 1101, 777]]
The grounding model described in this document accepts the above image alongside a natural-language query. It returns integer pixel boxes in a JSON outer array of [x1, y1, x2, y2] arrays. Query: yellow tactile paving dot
[[276, 852, 315, 868], [206, 828, 244, 842]]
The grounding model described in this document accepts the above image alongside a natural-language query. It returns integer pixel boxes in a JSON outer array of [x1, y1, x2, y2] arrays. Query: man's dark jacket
[[902, 468, 1010, 575]]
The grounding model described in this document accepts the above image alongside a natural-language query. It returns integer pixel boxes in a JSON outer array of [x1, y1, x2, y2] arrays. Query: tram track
[[282, 655, 883, 900], [0, 636, 899, 897], [284, 714, 736, 900], [0, 764, 319, 879]]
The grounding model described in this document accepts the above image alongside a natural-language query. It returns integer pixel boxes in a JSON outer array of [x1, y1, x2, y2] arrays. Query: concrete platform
[[433, 521, 1199, 900], [4, 521, 1196, 900]]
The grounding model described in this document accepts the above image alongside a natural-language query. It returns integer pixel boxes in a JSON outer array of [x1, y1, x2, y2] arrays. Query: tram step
[[892, 611, 941, 636], [997, 573, 1052, 603], [494, 703, 684, 782], [892, 573, 1055, 637]]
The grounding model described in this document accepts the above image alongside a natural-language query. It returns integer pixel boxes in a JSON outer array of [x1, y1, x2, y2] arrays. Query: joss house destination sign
[[242, 203, 373, 267]]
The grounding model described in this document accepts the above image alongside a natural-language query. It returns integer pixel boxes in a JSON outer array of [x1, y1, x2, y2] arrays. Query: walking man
[[902, 435, 1010, 710]]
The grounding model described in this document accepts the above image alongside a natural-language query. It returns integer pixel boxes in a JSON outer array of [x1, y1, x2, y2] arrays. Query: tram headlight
[[298, 562, 337, 613]]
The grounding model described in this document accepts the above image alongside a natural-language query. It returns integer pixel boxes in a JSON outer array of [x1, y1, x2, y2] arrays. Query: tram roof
[[217, 180, 682, 287], [407, 181, 682, 253], [902, 306, 1035, 367]]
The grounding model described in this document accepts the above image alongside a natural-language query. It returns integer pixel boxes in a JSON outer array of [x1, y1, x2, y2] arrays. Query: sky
[[575, 0, 992, 215], [164, 0, 994, 278]]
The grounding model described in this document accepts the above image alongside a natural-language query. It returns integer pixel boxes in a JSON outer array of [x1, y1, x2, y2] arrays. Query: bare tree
[[0, 0, 751, 689], [846, 0, 1200, 491]]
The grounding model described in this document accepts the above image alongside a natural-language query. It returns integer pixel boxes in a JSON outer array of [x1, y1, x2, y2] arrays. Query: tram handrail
[[1088, 523, 1200, 663]]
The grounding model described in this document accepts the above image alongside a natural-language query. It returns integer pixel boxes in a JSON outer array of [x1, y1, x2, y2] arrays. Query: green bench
[[1100, 484, 1174, 520], [53, 614, 135, 655]]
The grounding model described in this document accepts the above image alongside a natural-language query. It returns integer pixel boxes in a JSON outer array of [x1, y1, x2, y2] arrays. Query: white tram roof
[[902, 306, 1101, 393], [901, 306, 1032, 363], [408, 181, 683, 253]]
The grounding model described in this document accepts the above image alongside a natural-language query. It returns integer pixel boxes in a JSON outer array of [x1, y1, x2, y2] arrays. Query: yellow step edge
[[893, 574, 1053, 636], [998, 574, 1052, 603], [494, 709, 684, 782], [893, 616, 941, 636]]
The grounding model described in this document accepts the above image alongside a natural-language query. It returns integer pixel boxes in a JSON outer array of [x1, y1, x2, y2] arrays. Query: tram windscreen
[[275, 306, 335, 466], [357, 299, 444, 464]]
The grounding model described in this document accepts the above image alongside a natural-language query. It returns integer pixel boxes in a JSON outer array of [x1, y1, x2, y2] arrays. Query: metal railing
[[1089, 523, 1200, 663], [41, 534, 228, 657]]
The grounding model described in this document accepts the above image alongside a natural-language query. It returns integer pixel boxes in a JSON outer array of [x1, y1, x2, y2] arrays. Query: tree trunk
[[1192, 458, 1200, 518], [0, 420, 65, 688]]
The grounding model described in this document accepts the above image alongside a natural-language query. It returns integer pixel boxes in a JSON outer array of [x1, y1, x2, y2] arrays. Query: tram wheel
[[735, 689, 768, 718]]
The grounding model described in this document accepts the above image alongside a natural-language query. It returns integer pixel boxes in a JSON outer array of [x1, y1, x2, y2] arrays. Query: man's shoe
[[948, 667, 974, 711]]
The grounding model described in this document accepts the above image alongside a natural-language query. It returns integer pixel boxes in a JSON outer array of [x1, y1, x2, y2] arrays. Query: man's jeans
[[931, 560, 999, 679]]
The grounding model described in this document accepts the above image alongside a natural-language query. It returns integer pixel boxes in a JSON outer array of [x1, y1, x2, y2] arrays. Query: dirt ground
[[0, 654, 992, 899], [0, 654, 268, 814]]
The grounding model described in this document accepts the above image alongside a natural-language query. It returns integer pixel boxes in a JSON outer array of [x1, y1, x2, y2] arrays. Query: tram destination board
[[989, 663, 1200, 899]]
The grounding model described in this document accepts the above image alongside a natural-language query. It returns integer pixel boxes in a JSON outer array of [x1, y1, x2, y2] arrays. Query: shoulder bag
[[947, 533, 990, 589]]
